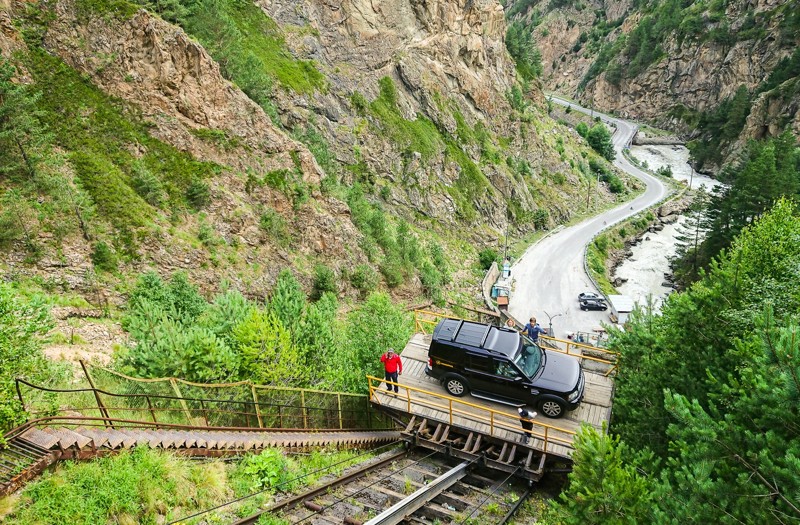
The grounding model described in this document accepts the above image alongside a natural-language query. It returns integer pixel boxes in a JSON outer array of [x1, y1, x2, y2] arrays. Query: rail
[[14, 378, 391, 433], [538, 335, 619, 376], [366, 376, 576, 455], [413, 309, 462, 334], [363, 461, 470, 525]]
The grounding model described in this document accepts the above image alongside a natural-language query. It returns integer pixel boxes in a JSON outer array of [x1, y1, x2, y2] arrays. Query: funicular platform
[[368, 314, 618, 480]]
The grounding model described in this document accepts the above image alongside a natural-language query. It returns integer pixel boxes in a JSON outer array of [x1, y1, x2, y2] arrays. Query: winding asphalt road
[[508, 97, 670, 337]]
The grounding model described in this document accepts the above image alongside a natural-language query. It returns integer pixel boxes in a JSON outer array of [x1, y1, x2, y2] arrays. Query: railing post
[[79, 360, 113, 429], [490, 411, 494, 436], [15, 379, 25, 413], [145, 395, 158, 428], [406, 387, 411, 413], [544, 426, 549, 453], [168, 379, 193, 424], [200, 399, 209, 427], [449, 399, 453, 426], [251, 384, 263, 428], [301, 391, 308, 429], [337, 393, 343, 429]]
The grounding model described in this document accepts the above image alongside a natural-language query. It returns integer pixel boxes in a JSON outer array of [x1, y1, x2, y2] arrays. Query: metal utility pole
[[503, 220, 509, 262], [543, 311, 562, 339]]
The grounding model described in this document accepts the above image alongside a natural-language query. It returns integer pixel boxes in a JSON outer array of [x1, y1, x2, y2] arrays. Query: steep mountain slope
[[0, 0, 635, 301], [509, 0, 800, 172]]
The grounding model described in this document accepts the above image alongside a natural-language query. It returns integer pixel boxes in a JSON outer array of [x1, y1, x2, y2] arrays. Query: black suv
[[425, 319, 584, 418]]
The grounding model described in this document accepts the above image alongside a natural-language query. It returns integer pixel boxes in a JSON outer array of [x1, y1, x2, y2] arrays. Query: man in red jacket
[[380, 348, 402, 393]]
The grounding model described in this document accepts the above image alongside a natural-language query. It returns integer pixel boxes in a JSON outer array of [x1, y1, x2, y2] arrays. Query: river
[[614, 145, 721, 310]]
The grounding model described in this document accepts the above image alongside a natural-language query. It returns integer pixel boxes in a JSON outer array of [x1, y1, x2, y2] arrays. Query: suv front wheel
[[538, 397, 567, 418], [443, 374, 469, 397]]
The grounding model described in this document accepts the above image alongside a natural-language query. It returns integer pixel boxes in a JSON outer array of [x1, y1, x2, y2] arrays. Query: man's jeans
[[384, 371, 399, 393]]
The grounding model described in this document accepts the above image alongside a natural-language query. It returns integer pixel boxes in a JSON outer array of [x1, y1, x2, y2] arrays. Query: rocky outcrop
[[524, 0, 800, 171], [0, 0, 633, 301], [43, 5, 319, 178]]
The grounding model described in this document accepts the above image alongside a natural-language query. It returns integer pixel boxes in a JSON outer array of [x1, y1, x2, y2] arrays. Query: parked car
[[425, 319, 584, 418], [578, 291, 603, 301], [580, 298, 608, 311]]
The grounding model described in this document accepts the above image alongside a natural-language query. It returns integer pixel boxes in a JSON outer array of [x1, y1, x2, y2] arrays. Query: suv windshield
[[514, 335, 544, 378]]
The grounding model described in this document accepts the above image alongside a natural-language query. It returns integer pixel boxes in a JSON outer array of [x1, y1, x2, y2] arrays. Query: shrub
[[379, 255, 405, 288], [90, 241, 117, 272], [311, 264, 337, 300], [0, 285, 57, 433], [587, 123, 615, 161], [478, 248, 499, 270], [260, 208, 290, 246], [350, 264, 378, 295], [186, 180, 211, 209], [419, 261, 444, 305], [350, 91, 368, 115], [533, 209, 549, 230]]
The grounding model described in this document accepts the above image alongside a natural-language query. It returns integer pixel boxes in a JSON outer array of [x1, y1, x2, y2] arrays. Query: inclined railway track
[[231, 448, 531, 525]]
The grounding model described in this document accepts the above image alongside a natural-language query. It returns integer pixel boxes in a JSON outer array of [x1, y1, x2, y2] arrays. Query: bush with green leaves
[[3, 447, 231, 524], [326, 292, 413, 393], [586, 123, 615, 161], [90, 241, 117, 272], [186, 179, 211, 209], [311, 264, 337, 300], [0, 284, 61, 433], [350, 264, 378, 295], [478, 248, 500, 270]]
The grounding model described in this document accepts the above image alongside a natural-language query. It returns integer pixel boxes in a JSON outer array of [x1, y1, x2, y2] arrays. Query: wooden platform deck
[[370, 334, 615, 460]]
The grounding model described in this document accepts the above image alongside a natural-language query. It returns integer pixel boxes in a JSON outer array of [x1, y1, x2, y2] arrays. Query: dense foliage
[[4, 445, 366, 524], [552, 200, 800, 523], [672, 132, 800, 285], [506, 20, 543, 81], [0, 284, 64, 434], [119, 269, 413, 393]]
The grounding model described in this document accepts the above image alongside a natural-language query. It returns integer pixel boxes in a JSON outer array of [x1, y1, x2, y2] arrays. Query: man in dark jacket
[[522, 317, 546, 342], [380, 348, 402, 393], [517, 407, 537, 444]]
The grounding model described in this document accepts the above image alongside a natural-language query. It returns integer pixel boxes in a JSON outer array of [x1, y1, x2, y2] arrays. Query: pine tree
[[670, 188, 711, 285], [0, 59, 53, 180]]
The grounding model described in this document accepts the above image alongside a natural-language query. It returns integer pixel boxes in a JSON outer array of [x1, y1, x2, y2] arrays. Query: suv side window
[[494, 359, 521, 379], [466, 353, 492, 372]]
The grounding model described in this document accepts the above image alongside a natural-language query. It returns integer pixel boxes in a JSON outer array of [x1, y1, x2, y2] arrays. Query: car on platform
[[578, 291, 603, 302], [580, 298, 608, 311], [424, 319, 584, 418]]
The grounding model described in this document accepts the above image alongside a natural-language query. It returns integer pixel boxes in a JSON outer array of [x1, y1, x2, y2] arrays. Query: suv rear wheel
[[538, 397, 567, 418], [444, 374, 468, 397]]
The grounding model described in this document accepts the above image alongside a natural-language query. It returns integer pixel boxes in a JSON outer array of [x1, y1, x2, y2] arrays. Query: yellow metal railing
[[366, 375, 576, 456], [413, 309, 461, 334], [539, 335, 619, 376], [412, 310, 618, 376]]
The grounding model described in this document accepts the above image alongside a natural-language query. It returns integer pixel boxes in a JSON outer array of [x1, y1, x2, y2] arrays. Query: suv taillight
[[428, 357, 433, 368]]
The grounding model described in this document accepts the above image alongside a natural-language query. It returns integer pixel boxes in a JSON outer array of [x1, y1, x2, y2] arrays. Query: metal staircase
[[0, 424, 398, 495]]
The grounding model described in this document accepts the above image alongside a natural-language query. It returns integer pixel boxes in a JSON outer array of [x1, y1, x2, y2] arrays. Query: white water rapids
[[614, 145, 721, 309]]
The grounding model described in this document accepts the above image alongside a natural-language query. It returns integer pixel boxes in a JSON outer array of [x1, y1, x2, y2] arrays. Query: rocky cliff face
[[0, 0, 625, 299], [520, 0, 800, 171], [262, 0, 537, 226]]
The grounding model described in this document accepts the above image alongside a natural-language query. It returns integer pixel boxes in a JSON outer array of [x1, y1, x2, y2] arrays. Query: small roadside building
[[607, 294, 635, 325]]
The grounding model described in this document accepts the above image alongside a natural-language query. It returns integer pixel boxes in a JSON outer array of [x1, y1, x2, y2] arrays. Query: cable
[[458, 467, 520, 525], [167, 439, 403, 524], [290, 449, 455, 524]]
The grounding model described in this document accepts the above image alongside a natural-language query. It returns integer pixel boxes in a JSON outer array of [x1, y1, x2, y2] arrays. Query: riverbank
[[586, 193, 692, 296]]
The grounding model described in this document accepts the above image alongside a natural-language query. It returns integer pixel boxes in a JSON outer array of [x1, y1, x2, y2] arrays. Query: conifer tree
[[0, 59, 52, 180]]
